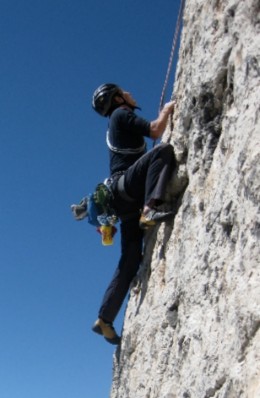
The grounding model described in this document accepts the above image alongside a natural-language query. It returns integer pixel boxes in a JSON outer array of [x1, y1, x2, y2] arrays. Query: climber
[[87, 84, 175, 344]]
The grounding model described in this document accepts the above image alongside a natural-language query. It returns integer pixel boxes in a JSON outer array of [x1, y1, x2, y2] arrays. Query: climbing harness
[[104, 171, 136, 203], [159, 0, 186, 112], [106, 131, 146, 155], [117, 175, 136, 202]]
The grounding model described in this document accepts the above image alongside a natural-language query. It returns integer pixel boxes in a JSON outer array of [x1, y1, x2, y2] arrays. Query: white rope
[[159, 0, 186, 112]]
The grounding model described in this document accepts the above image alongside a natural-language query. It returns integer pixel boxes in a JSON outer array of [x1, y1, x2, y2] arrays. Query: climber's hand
[[162, 100, 176, 116], [150, 100, 176, 139]]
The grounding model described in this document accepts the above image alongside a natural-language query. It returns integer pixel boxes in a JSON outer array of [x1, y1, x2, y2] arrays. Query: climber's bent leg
[[124, 143, 175, 206]]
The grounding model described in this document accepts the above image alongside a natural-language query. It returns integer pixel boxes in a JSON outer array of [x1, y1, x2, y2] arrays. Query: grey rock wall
[[110, 0, 260, 397]]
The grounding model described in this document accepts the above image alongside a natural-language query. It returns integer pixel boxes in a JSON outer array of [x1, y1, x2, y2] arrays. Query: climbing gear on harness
[[88, 183, 118, 227], [92, 318, 121, 345], [71, 198, 88, 221], [92, 83, 122, 117], [71, 183, 118, 245], [139, 208, 174, 229], [71, 183, 118, 227], [97, 225, 117, 246], [106, 131, 146, 155]]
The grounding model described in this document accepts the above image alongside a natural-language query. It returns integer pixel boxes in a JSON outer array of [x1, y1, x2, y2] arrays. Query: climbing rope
[[159, 0, 186, 112]]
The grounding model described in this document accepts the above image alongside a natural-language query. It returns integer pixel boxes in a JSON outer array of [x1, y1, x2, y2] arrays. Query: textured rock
[[110, 0, 260, 397]]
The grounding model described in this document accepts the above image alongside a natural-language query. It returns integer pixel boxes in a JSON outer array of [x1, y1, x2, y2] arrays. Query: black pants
[[98, 143, 174, 323], [98, 216, 143, 323], [124, 142, 174, 207]]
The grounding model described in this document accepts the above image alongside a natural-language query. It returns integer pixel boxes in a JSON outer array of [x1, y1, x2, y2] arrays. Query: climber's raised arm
[[149, 100, 176, 139]]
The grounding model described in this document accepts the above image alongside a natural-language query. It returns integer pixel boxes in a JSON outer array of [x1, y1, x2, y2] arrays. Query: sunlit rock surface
[[110, 1, 260, 397]]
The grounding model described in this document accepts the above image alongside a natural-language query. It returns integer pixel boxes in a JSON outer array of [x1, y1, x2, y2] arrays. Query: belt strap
[[117, 175, 136, 202]]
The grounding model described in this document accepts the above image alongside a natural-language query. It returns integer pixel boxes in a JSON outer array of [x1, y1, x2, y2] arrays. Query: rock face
[[110, 0, 260, 397]]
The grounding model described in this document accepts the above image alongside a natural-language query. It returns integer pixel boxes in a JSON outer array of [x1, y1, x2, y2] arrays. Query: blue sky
[[0, 1, 181, 397]]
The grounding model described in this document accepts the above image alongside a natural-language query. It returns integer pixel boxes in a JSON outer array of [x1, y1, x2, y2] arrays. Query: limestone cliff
[[110, 0, 260, 397]]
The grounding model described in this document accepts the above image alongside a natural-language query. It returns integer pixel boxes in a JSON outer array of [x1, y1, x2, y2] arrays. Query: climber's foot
[[139, 209, 174, 229], [92, 318, 121, 345]]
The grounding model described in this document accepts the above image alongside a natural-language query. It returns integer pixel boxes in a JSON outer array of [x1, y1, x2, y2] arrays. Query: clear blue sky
[[0, 1, 181, 397]]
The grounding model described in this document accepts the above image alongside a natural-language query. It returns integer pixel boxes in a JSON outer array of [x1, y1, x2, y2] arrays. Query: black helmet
[[92, 83, 122, 117]]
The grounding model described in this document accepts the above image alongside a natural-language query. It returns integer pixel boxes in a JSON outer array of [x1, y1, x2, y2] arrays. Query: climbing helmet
[[92, 83, 122, 116]]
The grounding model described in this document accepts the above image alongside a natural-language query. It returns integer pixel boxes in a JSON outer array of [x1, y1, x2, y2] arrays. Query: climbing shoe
[[92, 318, 121, 345], [139, 209, 174, 229]]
